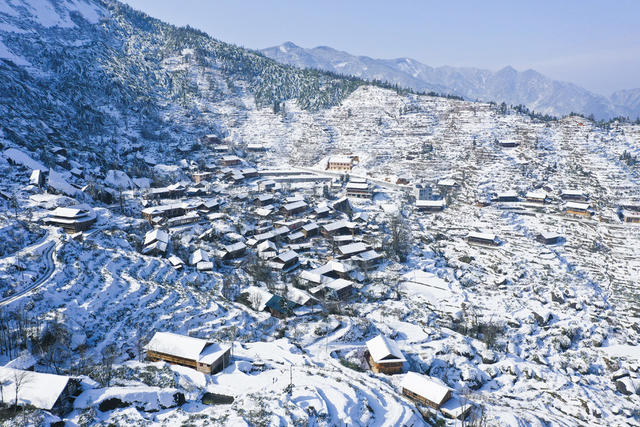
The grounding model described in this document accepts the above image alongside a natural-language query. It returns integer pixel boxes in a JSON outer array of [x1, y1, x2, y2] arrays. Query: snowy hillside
[[262, 42, 640, 120], [0, 1, 640, 426]]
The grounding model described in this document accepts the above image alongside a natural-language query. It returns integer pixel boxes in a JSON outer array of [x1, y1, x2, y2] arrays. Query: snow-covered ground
[[0, 3, 639, 425]]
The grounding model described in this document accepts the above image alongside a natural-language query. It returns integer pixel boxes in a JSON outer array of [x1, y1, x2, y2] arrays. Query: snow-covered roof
[[323, 219, 356, 232], [196, 261, 213, 271], [275, 250, 298, 263], [0, 367, 70, 410], [257, 240, 277, 252], [338, 242, 369, 255], [622, 209, 640, 218], [190, 249, 209, 265], [224, 242, 246, 253], [526, 191, 547, 200], [255, 207, 274, 217], [366, 335, 406, 364], [328, 155, 352, 164], [346, 182, 369, 190], [283, 200, 307, 211], [302, 222, 319, 231], [566, 202, 591, 210], [496, 190, 518, 198], [416, 200, 445, 208], [467, 231, 496, 242], [354, 249, 383, 262], [324, 278, 353, 292], [49, 206, 92, 219], [144, 229, 169, 246], [199, 343, 231, 365], [539, 231, 562, 240], [437, 178, 457, 187], [168, 255, 184, 267], [400, 372, 451, 406], [561, 189, 586, 197], [141, 240, 167, 255], [144, 332, 211, 362]]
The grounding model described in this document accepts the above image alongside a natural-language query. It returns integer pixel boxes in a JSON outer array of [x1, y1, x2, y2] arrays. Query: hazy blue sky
[[122, 0, 640, 95]]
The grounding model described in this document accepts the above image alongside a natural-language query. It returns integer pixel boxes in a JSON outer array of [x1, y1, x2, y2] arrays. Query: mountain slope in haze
[[262, 42, 639, 120], [0, 0, 367, 173]]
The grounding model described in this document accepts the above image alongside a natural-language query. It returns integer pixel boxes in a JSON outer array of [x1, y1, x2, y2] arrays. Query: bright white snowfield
[[0, 0, 640, 426]]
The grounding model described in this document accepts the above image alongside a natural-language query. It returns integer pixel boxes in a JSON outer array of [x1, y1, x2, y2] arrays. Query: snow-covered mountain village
[[0, 0, 639, 426]]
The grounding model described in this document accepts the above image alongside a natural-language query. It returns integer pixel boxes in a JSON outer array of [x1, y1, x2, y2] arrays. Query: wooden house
[[281, 200, 308, 217], [497, 140, 520, 148], [353, 249, 383, 268], [345, 182, 372, 199], [146, 183, 185, 200], [536, 232, 563, 245], [365, 335, 406, 375], [264, 294, 297, 318], [494, 190, 519, 202], [561, 189, 588, 202], [337, 242, 370, 259], [437, 179, 459, 190], [301, 222, 319, 238], [142, 229, 169, 255], [271, 250, 299, 272], [621, 209, 640, 223], [254, 194, 275, 206], [326, 155, 353, 171], [222, 242, 247, 260], [144, 332, 230, 374], [44, 206, 96, 232], [300, 261, 355, 286], [466, 232, 498, 246], [400, 372, 452, 410], [525, 191, 548, 204], [220, 155, 241, 167], [310, 278, 354, 300], [247, 143, 267, 152], [565, 202, 593, 217], [416, 199, 445, 212], [241, 168, 259, 178], [141, 203, 186, 222], [192, 171, 213, 184], [314, 205, 330, 218], [0, 367, 80, 416], [168, 255, 184, 270], [322, 220, 358, 238]]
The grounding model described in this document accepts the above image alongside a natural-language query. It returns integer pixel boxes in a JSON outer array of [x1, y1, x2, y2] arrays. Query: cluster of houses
[[364, 334, 470, 419], [132, 329, 469, 420], [411, 175, 640, 226]]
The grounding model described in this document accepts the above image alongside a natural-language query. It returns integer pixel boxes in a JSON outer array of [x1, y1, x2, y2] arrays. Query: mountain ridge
[[261, 41, 640, 120]]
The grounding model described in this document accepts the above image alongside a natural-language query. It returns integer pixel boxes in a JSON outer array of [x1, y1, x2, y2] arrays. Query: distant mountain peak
[[261, 42, 639, 119]]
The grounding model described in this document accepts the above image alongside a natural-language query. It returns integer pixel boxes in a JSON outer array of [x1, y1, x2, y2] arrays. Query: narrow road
[[0, 241, 56, 307]]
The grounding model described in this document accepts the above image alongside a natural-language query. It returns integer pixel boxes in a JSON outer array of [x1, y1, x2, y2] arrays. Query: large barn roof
[[144, 331, 211, 362], [401, 372, 451, 406], [0, 367, 69, 410]]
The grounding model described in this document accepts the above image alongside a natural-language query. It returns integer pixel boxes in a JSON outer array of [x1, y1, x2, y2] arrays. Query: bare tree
[[99, 344, 118, 387], [13, 370, 32, 411], [387, 212, 412, 262], [0, 378, 9, 407], [249, 292, 263, 312]]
